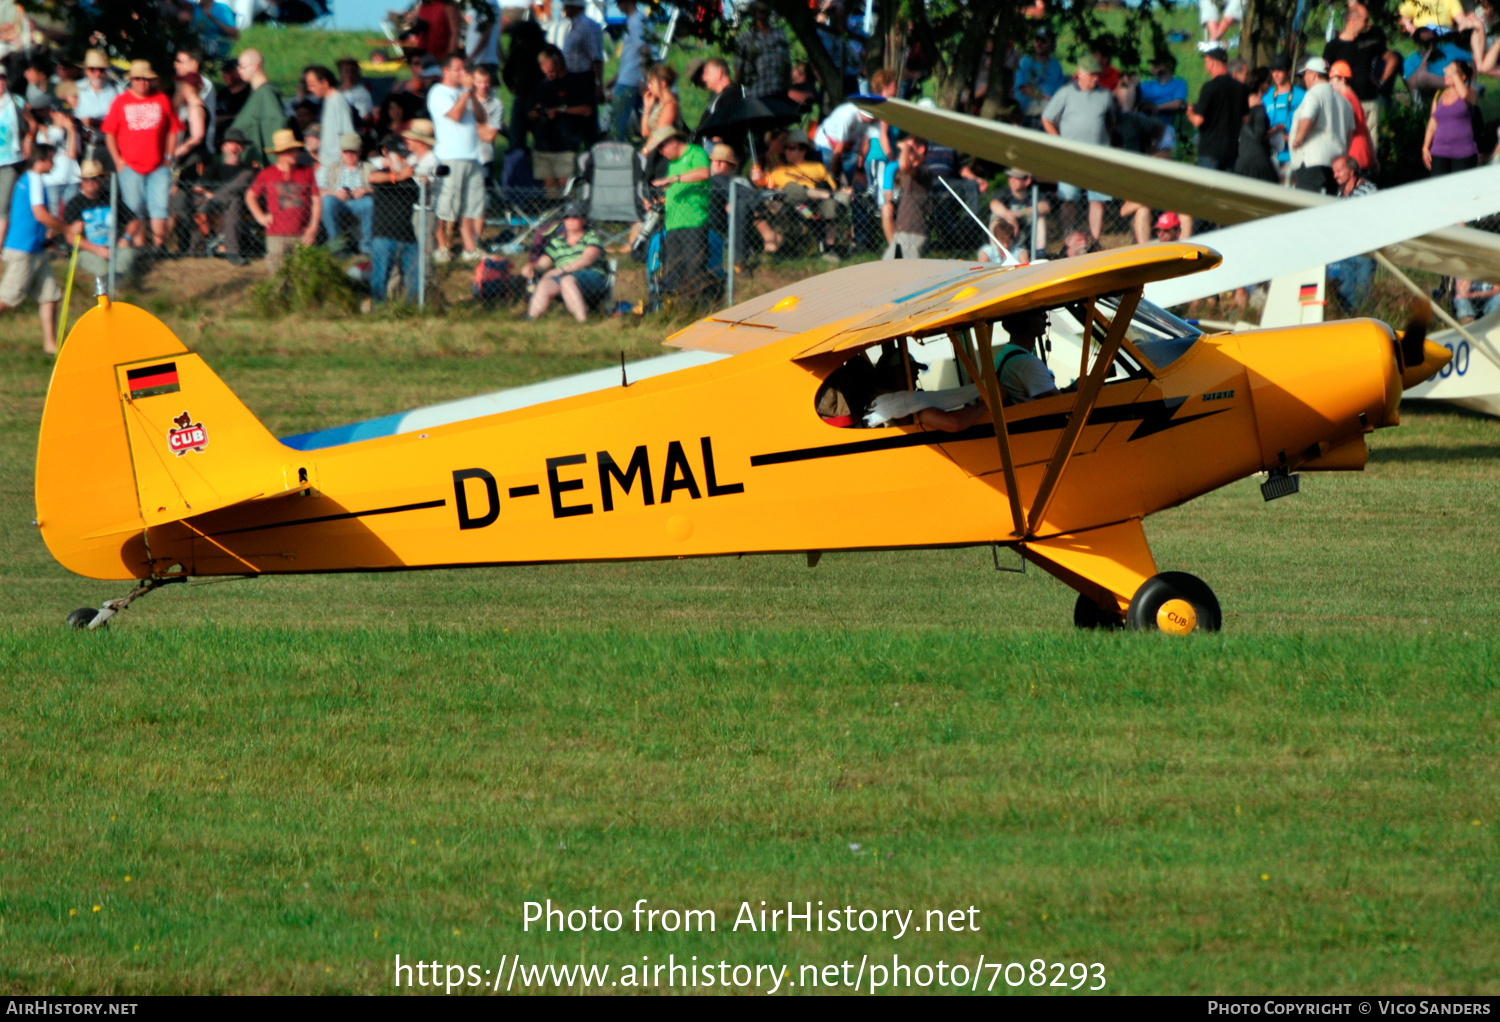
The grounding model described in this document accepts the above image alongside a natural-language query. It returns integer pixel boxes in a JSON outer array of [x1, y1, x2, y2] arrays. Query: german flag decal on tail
[[126, 362, 180, 399]]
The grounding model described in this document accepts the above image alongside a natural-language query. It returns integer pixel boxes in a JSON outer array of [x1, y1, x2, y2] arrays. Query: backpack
[[473, 256, 516, 304]]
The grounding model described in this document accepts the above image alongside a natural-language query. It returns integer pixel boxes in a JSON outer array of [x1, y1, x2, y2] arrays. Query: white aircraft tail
[[1260, 267, 1327, 329]]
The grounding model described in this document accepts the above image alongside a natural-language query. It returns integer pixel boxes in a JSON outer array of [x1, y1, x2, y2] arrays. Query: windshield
[[1096, 294, 1203, 371]]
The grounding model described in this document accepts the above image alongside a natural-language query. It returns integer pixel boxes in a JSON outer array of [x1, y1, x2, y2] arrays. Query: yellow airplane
[[35, 243, 1449, 634]]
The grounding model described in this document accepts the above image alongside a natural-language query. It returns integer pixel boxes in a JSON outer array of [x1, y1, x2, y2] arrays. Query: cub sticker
[[167, 411, 208, 456]]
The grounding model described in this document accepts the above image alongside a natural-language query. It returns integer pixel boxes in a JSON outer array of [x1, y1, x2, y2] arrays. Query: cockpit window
[[1095, 294, 1202, 371]]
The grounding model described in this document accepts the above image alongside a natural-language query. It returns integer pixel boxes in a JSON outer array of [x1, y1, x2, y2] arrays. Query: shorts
[[0, 249, 62, 307], [1056, 181, 1111, 203], [0, 163, 19, 221], [436, 158, 486, 221], [532, 150, 576, 181], [882, 231, 926, 260], [1199, 0, 1243, 22], [563, 267, 609, 307], [118, 164, 171, 221]]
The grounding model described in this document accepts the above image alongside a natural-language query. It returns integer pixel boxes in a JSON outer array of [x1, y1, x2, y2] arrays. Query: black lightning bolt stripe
[[750, 398, 1227, 467]]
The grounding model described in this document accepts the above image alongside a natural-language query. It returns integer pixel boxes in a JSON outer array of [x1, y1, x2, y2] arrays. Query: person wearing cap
[[74, 50, 120, 133], [0, 144, 63, 354], [987, 168, 1048, 258], [245, 128, 320, 274], [1153, 211, 1183, 243], [645, 124, 712, 304], [65, 159, 139, 282], [229, 50, 284, 167], [365, 133, 424, 304], [523, 202, 606, 321], [175, 126, 255, 261], [811, 97, 874, 187], [1288, 56, 1353, 194], [1328, 60, 1376, 172], [320, 132, 374, 255], [1323, 0, 1399, 141], [1014, 27, 1064, 127], [427, 53, 488, 264], [102, 60, 181, 251], [1264, 53, 1306, 183], [1041, 55, 1116, 246], [561, 0, 605, 106], [1185, 47, 1246, 172], [529, 44, 593, 192]]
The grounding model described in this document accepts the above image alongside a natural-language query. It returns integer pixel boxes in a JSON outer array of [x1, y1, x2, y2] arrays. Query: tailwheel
[[65, 607, 100, 629], [1126, 572, 1222, 634], [1073, 593, 1124, 630]]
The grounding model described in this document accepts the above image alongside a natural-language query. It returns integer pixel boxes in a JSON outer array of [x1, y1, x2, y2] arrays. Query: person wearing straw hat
[[102, 60, 181, 252], [245, 128, 320, 274], [645, 123, 712, 305], [74, 50, 120, 132], [65, 159, 138, 283], [0, 144, 63, 355]]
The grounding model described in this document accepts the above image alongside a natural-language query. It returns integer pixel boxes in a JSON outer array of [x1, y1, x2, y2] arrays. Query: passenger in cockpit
[[917, 310, 1059, 431]]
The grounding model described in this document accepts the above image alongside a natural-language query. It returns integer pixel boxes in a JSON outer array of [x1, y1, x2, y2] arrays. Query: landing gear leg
[[1125, 572, 1222, 634], [66, 576, 184, 631]]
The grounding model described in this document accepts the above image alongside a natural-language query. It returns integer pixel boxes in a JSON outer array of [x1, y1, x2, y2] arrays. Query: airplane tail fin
[[35, 297, 304, 581]]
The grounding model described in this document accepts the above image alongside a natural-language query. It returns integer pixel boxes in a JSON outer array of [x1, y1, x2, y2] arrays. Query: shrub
[[251, 244, 362, 318]]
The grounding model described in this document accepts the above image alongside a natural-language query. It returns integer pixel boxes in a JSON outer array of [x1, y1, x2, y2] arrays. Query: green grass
[[1, 298, 1498, 994]]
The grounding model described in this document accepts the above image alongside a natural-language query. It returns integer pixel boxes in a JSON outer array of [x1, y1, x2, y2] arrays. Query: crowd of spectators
[[4, 0, 1500, 349]]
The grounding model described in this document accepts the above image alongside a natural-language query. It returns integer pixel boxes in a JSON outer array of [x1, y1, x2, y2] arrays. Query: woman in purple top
[[1423, 59, 1482, 175]]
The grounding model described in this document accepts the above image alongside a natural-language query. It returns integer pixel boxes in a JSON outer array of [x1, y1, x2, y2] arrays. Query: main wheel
[[65, 607, 100, 630], [1126, 572, 1222, 634], [1073, 593, 1124, 630]]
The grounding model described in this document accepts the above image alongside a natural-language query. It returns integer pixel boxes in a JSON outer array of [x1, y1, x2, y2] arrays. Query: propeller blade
[[1399, 298, 1433, 369]]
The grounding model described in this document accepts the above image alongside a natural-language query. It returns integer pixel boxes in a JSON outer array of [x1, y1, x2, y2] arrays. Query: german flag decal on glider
[[126, 362, 180, 399]]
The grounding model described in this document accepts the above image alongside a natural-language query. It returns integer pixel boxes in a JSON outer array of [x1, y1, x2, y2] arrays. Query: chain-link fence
[[82, 140, 1472, 330]]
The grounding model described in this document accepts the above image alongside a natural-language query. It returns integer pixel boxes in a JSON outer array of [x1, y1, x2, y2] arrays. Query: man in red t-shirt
[[245, 129, 321, 275], [102, 60, 181, 250]]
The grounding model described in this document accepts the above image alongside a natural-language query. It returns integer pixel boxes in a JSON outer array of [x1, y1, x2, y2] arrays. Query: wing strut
[[949, 325, 1025, 537], [1026, 287, 1142, 537]]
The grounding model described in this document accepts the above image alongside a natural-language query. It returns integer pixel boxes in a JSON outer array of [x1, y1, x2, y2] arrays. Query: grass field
[[1, 285, 1498, 995]]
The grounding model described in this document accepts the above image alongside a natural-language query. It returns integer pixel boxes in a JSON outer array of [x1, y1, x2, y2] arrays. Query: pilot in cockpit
[[917, 310, 1059, 432]]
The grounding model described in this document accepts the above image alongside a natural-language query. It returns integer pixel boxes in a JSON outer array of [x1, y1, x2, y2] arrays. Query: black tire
[[66, 607, 100, 630], [1126, 572, 1222, 634], [1073, 593, 1124, 630]]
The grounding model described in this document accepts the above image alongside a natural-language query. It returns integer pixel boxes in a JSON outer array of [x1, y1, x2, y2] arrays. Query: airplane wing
[[852, 96, 1500, 281], [1145, 166, 1500, 307]]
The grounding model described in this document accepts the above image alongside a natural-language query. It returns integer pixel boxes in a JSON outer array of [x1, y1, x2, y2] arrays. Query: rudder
[[36, 298, 301, 581]]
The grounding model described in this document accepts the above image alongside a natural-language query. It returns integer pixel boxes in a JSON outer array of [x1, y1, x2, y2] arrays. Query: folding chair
[[567, 141, 645, 248]]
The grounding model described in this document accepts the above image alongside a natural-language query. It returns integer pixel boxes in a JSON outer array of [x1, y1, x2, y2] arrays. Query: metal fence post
[[108, 172, 118, 298], [1030, 182, 1039, 259], [417, 177, 428, 311], [725, 181, 737, 309]]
